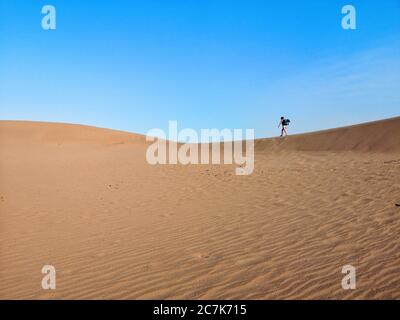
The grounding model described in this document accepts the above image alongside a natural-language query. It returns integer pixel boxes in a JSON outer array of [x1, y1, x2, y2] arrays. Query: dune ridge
[[0, 118, 399, 299], [0, 120, 145, 145], [2, 116, 400, 152]]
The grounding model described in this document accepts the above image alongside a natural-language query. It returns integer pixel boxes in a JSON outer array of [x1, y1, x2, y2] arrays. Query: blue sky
[[0, 0, 399, 138]]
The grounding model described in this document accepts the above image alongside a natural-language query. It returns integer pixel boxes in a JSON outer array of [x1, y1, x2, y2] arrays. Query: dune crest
[[0, 120, 145, 145], [1, 117, 399, 152]]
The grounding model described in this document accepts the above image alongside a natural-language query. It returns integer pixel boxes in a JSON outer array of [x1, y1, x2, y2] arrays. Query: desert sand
[[0, 117, 399, 299]]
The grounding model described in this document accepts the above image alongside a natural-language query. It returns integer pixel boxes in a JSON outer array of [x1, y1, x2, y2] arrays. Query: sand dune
[[0, 121, 145, 145], [256, 116, 400, 153], [0, 118, 399, 299]]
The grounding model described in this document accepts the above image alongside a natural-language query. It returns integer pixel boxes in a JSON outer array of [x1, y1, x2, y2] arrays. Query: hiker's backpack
[[283, 119, 290, 126]]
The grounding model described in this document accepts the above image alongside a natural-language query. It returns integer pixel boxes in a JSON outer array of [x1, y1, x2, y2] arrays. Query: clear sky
[[1, 0, 399, 138]]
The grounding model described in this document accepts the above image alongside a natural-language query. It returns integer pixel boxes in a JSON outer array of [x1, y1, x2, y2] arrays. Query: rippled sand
[[1, 118, 399, 299]]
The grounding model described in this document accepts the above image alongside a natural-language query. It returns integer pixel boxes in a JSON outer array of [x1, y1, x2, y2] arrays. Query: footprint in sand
[[95, 252, 106, 258], [384, 159, 400, 164], [107, 184, 120, 190], [161, 213, 173, 218], [192, 252, 222, 263]]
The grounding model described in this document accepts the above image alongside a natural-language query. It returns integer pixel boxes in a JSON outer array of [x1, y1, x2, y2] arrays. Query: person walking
[[278, 116, 290, 137]]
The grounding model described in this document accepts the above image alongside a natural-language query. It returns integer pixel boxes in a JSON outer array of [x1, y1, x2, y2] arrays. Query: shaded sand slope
[[0, 118, 399, 299]]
